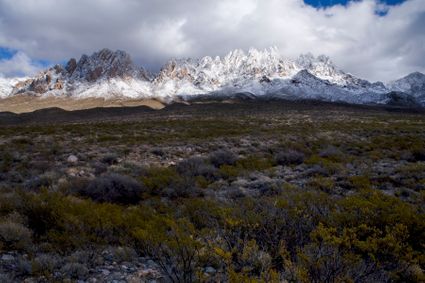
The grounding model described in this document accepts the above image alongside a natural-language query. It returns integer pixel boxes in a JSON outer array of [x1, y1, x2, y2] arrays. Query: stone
[[146, 260, 157, 267], [1, 254, 15, 261], [205, 266, 216, 274], [67, 155, 79, 164]]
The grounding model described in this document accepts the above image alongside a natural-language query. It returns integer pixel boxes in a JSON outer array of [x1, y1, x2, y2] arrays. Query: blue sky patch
[[0, 47, 17, 60], [0, 46, 52, 68], [304, 0, 405, 8]]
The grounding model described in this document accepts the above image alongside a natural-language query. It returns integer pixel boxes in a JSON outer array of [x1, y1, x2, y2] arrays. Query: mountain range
[[1, 48, 424, 107]]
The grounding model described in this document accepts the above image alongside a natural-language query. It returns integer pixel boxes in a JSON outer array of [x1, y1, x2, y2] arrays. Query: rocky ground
[[0, 248, 165, 283]]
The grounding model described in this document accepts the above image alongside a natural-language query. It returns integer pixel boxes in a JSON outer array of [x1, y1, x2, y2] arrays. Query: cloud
[[0, 51, 41, 77], [0, 0, 424, 81]]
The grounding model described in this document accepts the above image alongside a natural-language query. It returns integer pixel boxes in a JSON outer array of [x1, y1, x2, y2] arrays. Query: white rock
[[205, 266, 216, 274], [67, 155, 79, 164], [1, 254, 14, 261]]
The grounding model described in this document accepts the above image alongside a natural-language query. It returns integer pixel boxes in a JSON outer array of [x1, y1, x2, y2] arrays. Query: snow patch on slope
[[0, 76, 29, 98]]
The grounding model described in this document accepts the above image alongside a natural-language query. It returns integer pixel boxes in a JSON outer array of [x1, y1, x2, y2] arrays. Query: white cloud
[[0, 52, 41, 77], [0, 0, 424, 81]]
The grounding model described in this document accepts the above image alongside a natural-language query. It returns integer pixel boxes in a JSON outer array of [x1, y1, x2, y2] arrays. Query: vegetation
[[0, 101, 424, 282]]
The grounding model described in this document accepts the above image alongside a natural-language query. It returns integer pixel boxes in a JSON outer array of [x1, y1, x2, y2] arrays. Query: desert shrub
[[0, 152, 13, 172], [6, 170, 23, 183], [275, 150, 305, 166], [161, 177, 202, 199], [305, 155, 344, 175], [78, 174, 144, 204], [141, 167, 179, 194], [31, 253, 62, 277], [307, 177, 335, 193], [396, 162, 425, 178], [151, 148, 165, 157], [304, 164, 330, 177], [238, 240, 273, 275], [176, 157, 207, 175], [297, 225, 390, 283], [108, 246, 138, 263], [0, 172, 6, 182], [253, 181, 282, 196], [115, 162, 146, 178], [16, 257, 32, 276], [238, 189, 334, 261], [0, 194, 24, 220], [333, 190, 424, 239], [395, 188, 411, 198], [217, 156, 273, 180], [12, 137, 33, 146], [237, 156, 273, 171], [141, 167, 201, 198], [209, 149, 237, 167], [398, 150, 414, 161], [0, 221, 32, 251], [24, 175, 53, 191], [92, 161, 108, 175], [60, 177, 91, 195], [67, 250, 102, 268], [19, 193, 65, 238], [219, 165, 241, 180], [0, 274, 15, 283], [29, 160, 51, 173], [101, 154, 118, 165], [194, 176, 210, 189], [176, 157, 219, 181], [319, 146, 344, 162], [348, 175, 371, 190], [268, 142, 310, 156], [412, 147, 425, 161], [133, 217, 203, 283], [181, 199, 227, 230], [60, 262, 89, 280], [225, 186, 246, 199]]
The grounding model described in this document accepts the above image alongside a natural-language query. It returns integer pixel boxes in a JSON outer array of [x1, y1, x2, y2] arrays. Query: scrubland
[[0, 101, 424, 282]]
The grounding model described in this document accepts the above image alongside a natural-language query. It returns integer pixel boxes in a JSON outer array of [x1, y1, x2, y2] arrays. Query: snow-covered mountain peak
[[2, 49, 152, 98], [1, 47, 424, 107], [388, 71, 425, 103], [389, 72, 425, 91], [69, 48, 149, 82], [152, 47, 357, 97]]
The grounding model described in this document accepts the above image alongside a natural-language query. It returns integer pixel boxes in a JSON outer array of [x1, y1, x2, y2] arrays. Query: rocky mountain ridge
[[1, 48, 424, 106]]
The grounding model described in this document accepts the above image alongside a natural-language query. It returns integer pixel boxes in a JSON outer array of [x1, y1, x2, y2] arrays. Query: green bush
[[176, 157, 219, 181], [274, 150, 305, 166], [209, 149, 238, 168], [307, 177, 335, 193], [133, 217, 203, 283], [31, 253, 62, 277], [60, 262, 89, 280], [78, 174, 144, 204], [141, 167, 180, 194], [0, 221, 32, 252]]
